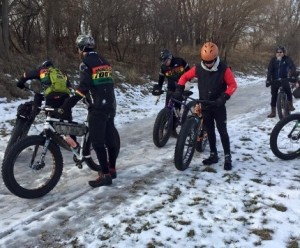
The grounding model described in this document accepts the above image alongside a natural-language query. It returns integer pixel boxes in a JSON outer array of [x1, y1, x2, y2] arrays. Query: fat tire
[[84, 126, 121, 171], [2, 135, 63, 198], [181, 100, 197, 124], [4, 118, 32, 157], [174, 117, 199, 171], [277, 93, 290, 120], [153, 108, 173, 147], [270, 114, 300, 160]]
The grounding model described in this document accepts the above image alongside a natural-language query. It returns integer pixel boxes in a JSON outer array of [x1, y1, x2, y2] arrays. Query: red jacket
[[178, 65, 237, 97]]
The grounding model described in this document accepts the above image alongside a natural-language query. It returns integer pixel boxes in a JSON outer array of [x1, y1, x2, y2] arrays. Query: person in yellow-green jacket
[[17, 60, 72, 113]]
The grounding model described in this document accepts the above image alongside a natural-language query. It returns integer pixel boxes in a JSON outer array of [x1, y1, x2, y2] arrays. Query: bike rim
[[276, 119, 300, 156], [12, 143, 58, 191]]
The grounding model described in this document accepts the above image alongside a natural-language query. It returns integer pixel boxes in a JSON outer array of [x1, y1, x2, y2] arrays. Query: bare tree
[[0, 0, 9, 59]]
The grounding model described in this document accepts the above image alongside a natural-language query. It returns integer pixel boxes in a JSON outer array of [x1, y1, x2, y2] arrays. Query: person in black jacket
[[152, 49, 190, 103], [152, 49, 190, 135], [174, 42, 237, 170], [58, 34, 118, 187], [266, 45, 297, 118]]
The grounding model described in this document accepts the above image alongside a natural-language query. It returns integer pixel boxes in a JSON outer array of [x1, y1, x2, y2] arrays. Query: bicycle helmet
[[276, 45, 286, 53], [159, 49, 172, 62], [40, 60, 53, 68], [76, 34, 95, 51], [200, 42, 219, 62]]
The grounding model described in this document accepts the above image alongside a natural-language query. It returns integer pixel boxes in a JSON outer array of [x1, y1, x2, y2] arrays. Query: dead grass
[[0, 44, 273, 100]]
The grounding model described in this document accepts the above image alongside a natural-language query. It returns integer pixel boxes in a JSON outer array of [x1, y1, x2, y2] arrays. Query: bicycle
[[153, 90, 197, 147], [271, 77, 298, 120], [174, 99, 214, 171], [4, 86, 44, 157], [270, 113, 300, 160], [2, 104, 120, 199]]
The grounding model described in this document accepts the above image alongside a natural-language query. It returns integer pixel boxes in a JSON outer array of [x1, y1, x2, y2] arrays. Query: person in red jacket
[[173, 42, 237, 170]]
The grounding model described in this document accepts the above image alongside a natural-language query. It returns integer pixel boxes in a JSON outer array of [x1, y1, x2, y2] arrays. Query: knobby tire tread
[[153, 108, 172, 147], [174, 117, 198, 171], [2, 135, 63, 198], [5, 118, 32, 157], [270, 114, 300, 160]]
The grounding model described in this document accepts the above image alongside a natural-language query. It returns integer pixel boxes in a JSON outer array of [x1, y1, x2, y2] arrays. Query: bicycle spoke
[[13, 143, 57, 191], [276, 120, 300, 155]]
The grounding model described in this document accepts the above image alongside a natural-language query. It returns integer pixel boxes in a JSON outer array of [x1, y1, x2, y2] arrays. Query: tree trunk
[[0, 0, 9, 60]]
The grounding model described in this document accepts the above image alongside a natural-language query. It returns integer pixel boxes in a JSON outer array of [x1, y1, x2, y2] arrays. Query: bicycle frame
[[152, 90, 196, 147], [40, 107, 90, 168]]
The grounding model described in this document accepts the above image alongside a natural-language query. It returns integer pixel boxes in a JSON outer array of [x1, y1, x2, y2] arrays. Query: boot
[[267, 107, 276, 118], [203, 152, 219, 165], [287, 101, 295, 111], [224, 154, 232, 171], [109, 168, 117, 179], [88, 173, 112, 188]]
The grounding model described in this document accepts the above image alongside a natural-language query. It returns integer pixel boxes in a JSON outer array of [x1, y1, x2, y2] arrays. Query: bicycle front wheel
[[153, 108, 173, 147], [5, 118, 33, 157], [270, 114, 300, 160], [174, 117, 199, 171], [2, 135, 63, 198]]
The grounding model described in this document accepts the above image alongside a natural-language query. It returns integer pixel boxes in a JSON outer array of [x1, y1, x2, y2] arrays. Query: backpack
[[43, 67, 70, 96]]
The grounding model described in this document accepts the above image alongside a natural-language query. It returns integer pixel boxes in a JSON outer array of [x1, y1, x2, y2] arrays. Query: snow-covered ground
[[0, 74, 300, 248]]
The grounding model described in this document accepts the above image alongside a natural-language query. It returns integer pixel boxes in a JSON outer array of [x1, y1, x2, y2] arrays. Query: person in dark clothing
[[173, 42, 237, 170], [58, 34, 118, 188], [152, 49, 190, 103], [152, 49, 190, 135], [17, 60, 72, 111], [266, 45, 297, 118]]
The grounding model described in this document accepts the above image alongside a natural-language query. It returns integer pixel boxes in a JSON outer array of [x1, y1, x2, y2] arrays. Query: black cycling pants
[[270, 81, 293, 107], [88, 110, 118, 174], [202, 105, 231, 155]]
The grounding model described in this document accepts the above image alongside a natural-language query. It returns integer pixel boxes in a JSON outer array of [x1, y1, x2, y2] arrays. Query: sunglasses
[[203, 59, 216, 64], [276, 51, 283, 54], [162, 58, 171, 64]]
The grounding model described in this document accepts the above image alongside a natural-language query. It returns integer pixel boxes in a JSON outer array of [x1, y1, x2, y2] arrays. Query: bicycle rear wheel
[[174, 117, 199, 171], [153, 108, 173, 147], [84, 126, 121, 171], [270, 114, 300, 160], [277, 93, 290, 120], [2, 135, 63, 198]]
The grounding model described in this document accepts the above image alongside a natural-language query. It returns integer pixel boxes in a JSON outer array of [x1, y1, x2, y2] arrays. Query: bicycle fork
[[29, 138, 50, 170]]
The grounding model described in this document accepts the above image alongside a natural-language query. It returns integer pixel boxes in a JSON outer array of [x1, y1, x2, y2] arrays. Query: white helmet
[[75, 34, 95, 51]]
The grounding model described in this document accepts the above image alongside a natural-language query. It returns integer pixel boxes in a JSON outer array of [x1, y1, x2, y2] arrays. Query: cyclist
[[16, 60, 72, 118], [266, 45, 297, 118], [58, 34, 118, 188], [152, 49, 190, 135], [173, 42, 237, 171]]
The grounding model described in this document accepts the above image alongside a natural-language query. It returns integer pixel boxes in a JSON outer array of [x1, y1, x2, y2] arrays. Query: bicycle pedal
[[76, 163, 83, 169], [73, 155, 80, 163]]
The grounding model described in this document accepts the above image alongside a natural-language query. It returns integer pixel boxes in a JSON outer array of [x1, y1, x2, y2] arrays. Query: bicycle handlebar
[[271, 77, 299, 84]]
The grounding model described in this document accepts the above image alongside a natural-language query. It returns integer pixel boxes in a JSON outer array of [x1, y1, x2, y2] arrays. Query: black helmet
[[276, 45, 286, 53], [76, 34, 95, 51], [160, 49, 172, 62], [40, 60, 53, 68]]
